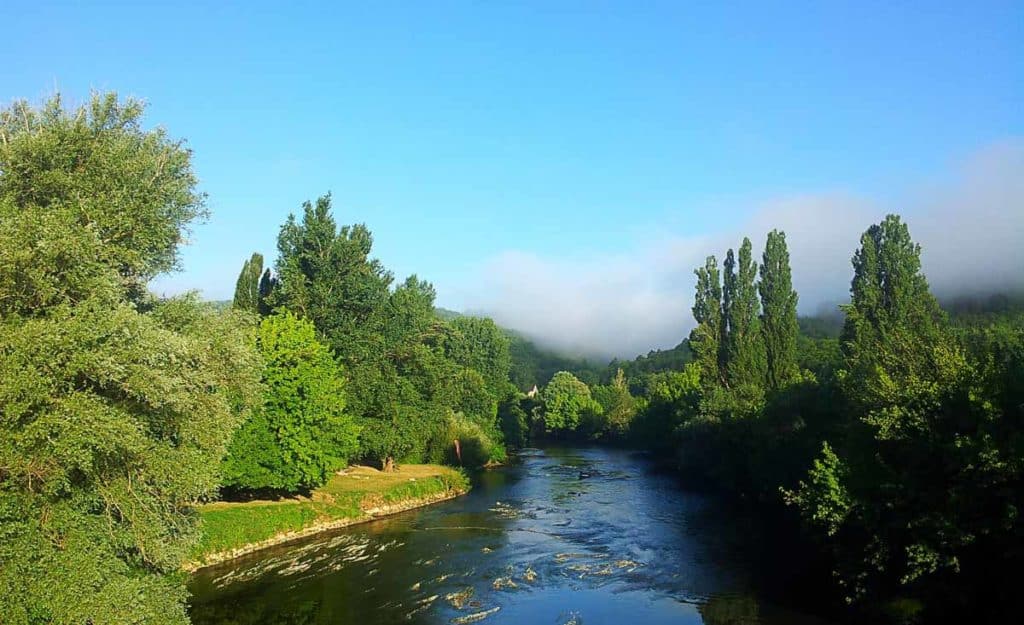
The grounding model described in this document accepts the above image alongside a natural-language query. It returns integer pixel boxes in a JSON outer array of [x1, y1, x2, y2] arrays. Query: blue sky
[[3, 1, 1022, 355]]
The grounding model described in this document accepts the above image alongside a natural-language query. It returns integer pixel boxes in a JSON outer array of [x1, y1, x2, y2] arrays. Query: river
[[189, 447, 833, 625]]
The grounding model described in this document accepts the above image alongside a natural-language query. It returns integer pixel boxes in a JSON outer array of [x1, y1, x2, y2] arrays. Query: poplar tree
[[841, 214, 949, 420], [691, 256, 723, 388], [759, 230, 799, 390], [720, 247, 736, 383], [257, 268, 276, 316], [232, 252, 263, 313], [722, 238, 766, 388]]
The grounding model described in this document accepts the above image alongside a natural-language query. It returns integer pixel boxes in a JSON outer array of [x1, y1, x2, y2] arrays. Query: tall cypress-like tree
[[232, 252, 263, 313], [722, 238, 766, 388], [257, 268, 276, 316], [691, 255, 723, 388], [720, 248, 736, 384], [759, 230, 799, 390]]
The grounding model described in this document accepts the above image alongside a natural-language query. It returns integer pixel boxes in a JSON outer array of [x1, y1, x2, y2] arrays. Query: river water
[[189, 447, 832, 625]]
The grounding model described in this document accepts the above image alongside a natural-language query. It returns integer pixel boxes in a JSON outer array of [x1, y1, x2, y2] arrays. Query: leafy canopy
[[222, 313, 359, 493]]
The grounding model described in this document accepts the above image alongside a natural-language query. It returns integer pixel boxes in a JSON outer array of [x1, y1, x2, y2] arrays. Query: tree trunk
[[383, 456, 395, 472]]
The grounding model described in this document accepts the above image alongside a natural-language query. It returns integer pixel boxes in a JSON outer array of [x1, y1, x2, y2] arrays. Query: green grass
[[191, 464, 469, 563]]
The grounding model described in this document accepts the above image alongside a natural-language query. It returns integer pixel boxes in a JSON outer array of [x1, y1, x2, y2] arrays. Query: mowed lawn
[[192, 464, 469, 563]]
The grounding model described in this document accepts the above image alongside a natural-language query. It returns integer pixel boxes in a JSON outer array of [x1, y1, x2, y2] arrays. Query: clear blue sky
[[3, 1, 1021, 310]]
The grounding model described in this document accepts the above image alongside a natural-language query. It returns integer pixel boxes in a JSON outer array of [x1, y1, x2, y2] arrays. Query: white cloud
[[460, 141, 1024, 359]]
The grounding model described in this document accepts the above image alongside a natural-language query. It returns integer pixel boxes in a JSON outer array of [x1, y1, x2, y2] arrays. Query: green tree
[[232, 252, 264, 313], [222, 313, 359, 492], [722, 237, 766, 389], [446, 316, 513, 401], [270, 194, 392, 365], [0, 93, 206, 300], [538, 371, 603, 435], [759, 230, 800, 390], [591, 369, 638, 439], [691, 256, 723, 389], [0, 93, 260, 625], [628, 365, 701, 453], [790, 215, 986, 603], [498, 396, 531, 449], [840, 214, 949, 424], [257, 268, 276, 316]]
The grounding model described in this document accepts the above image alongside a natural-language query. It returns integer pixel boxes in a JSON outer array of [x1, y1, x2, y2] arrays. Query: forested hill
[[472, 292, 1024, 391]]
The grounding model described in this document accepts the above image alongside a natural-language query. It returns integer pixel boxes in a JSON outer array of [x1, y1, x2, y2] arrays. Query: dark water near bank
[[189, 447, 832, 625]]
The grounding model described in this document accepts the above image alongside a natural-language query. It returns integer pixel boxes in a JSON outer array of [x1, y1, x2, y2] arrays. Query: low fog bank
[[463, 141, 1024, 360]]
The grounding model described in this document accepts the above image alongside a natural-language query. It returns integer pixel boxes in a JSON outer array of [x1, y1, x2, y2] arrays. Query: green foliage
[[0, 93, 261, 625], [0, 94, 206, 297], [498, 396, 532, 449], [268, 198, 513, 468], [783, 215, 1024, 612], [446, 316, 513, 401], [222, 313, 359, 493], [257, 268, 276, 316], [628, 365, 701, 453], [589, 369, 638, 439], [840, 214, 949, 424], [357, 407, 432, 469], [507, 332, 604, 389], [271, 194, 392, 361], [232, 252, 267, 314], [759, 230, 800, 390], [691, 255, 723, 389], [783, 442, 852, 537], [722, 238, 767, 389], [538, 371, 603, 435], [606, 340, 692, 387], [426, 412, 506, 468]]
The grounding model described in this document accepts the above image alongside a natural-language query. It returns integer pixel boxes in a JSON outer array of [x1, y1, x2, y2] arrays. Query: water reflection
[[189, 447, 831, 625]]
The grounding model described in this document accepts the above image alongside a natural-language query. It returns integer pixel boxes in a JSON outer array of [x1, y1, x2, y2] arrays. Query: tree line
[[2, 92, 1020, 624], [511, 220, 1023, 623], [0, 94, 516, 624]]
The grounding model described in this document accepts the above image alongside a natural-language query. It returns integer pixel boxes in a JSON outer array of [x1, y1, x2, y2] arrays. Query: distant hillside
[[443, 291, 1024, 392], [434, 307, 463, 321], [607, 340, 693, 381]]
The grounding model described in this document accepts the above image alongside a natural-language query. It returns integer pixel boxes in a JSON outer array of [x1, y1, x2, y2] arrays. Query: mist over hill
[[460, 142, 1024, 359]]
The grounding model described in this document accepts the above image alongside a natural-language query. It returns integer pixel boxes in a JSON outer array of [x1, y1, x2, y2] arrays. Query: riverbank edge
[[183, 472, 470, 572]]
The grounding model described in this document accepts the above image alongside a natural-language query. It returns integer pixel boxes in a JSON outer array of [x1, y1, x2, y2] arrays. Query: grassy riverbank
[[188, 464, 469, 570]]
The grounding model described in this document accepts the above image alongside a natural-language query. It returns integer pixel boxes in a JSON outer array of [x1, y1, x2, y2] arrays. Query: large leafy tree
[[539, 371, 603, 435], [0, 94, 261, 624], [446, 316, 513, 402], [222, 313, 359, 493], [0, 93, 206, 300], [270, 194, 392, 363], [759, 230, 800, 391], [590, 368, 638, 439], [788, 215, 997, 604]]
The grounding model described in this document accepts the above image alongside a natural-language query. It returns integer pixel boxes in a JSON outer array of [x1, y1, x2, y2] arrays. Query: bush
[[426, 412, 506, 469]]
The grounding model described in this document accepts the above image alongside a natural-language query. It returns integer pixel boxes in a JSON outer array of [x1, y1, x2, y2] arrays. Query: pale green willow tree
[[0, 94, 261, 625]]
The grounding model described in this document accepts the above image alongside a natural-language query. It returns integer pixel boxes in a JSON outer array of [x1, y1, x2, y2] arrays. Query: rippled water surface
[[189, 447, 831, 625]]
